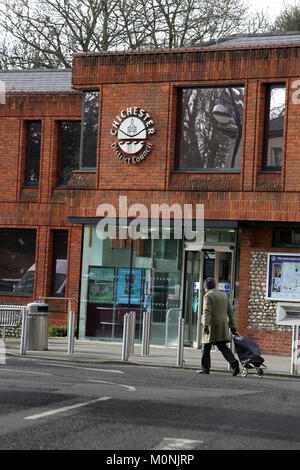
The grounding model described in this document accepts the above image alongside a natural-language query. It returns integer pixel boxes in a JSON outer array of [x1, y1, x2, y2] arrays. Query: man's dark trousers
[[201, 341, 236, 372]]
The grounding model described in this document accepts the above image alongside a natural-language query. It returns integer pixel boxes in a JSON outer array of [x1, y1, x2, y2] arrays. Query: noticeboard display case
[[266, 253, 300, 302]]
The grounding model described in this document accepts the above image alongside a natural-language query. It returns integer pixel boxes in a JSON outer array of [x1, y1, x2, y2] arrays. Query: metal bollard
[[141, 311, 151, 356], [20, 307, 28, 356], [122, 313, 130, 361], [177, 317, 185, 367], [291, 325, 299, 375], [129, 311, 136, 355], [0, 338, 5, 364], [68, 310, 75, 356], [147, 312, 151, 354]]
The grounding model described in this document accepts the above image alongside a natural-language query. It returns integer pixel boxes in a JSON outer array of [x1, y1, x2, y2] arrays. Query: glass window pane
[[79, 224, 182, 345], [264, 85, 285, 170], [57, 121, 81, 186], [177, 86, 244, 170], [25, 121, 41, 186], [51, 231, 68, 296], [274, 229, 300, 247], [294, 231, 300, 246], [81, 91, 99, 168], [0, 229, 36, 295]]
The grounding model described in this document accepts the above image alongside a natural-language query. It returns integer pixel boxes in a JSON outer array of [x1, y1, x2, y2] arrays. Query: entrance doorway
[[182, 245, 235, 347]]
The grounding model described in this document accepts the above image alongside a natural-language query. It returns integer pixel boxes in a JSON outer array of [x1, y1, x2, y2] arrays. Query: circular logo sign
[[110, 107, 155, 164]]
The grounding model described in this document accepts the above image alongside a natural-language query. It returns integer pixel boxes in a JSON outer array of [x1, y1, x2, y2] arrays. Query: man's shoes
[[232, 360, 240, 376], [197, 369, 210, 374]]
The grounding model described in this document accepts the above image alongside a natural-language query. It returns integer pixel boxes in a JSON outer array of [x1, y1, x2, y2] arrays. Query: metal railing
[[0, 304, 25, 344], [0, 304, 28, 356], [165, 308, 182, 348]]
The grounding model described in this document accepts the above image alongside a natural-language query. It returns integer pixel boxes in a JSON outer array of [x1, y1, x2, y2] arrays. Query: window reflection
[[57, 121, 81, 186], [51, 231, 68, 296], [79, 225, 182, 344], [177, 86, 244, 170], [80, 91, 99, 168], [0, 229, 36, 295], [264, 85, 285, 170], [25, 121, 41, 186]]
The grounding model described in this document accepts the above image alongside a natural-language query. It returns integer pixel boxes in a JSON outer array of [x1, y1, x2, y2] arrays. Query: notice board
[[267, 253, 300, 301]]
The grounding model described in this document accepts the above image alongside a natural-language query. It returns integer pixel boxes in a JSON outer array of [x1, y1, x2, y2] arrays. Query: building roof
[[0, 69, 73, 91], [204, 32, 300, 48]]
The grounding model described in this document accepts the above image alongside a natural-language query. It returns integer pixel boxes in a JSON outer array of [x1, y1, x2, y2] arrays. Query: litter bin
[[26, 301, 49, 351]]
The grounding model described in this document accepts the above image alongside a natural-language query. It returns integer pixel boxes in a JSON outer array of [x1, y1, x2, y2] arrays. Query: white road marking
[[24, 396, 112, 420], [88, 379, 136, 391], [154, 438, 204, 450], [0, 368, 51, 376], [36, 362, 124, 374]]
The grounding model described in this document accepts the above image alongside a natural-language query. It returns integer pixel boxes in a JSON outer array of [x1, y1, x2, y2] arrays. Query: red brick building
[[2, 33, 300, 355]]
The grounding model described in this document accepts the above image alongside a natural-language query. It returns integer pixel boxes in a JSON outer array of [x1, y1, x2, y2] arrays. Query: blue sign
[[224, 283, 230, 294], [116, 268, 142, 305]]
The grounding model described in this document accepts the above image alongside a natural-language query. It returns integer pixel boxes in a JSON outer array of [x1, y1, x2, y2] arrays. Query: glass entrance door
[[183, 246, 234, 347]]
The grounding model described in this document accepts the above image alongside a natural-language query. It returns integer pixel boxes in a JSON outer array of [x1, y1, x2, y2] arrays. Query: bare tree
[[0, 0, 271, 69], [273, 2, 300, 32]]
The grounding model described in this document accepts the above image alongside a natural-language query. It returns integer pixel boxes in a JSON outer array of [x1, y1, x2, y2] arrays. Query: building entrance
[[182, 245, 234, 347]]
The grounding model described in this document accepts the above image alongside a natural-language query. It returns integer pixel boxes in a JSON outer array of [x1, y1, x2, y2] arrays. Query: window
[[176, 86, 244, 171], [57, 121, 81, 186], [154, 239, 178, 260], [274, 229, 300, 247], [263, 84, 286, 171], [51, 231, 68, 296], [0, 229, 36, 295], [79, 225, 182, 342], [25, 121, 42, 186], [80, 91, 99, 169]]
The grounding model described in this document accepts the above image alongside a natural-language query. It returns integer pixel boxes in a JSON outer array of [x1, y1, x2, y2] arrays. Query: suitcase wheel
[[257, 368, 264, 377], [241, 367, 248, 378]]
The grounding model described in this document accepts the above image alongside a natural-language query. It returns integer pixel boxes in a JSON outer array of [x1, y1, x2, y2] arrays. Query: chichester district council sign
[[110, 106, 155, 164]]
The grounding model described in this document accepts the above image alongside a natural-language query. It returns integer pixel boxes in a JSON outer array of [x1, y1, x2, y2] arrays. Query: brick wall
[[237, 227, 300, 355], [1, 44, 300, 353], [0, 91, 82, 321]]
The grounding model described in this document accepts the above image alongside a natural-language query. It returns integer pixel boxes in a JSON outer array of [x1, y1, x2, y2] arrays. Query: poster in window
[[267, 253, 300, 301], [116, 268, 142, 305], [88, 267, 114, 303]]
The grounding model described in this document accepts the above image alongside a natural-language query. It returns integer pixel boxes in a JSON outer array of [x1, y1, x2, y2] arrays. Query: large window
[[79, 225, 182, 344], [80, 91, 99, 169], [263, 84, 286, 171], [273, 228, 300, 247], [56, 121, 81, 186], [51, 231, 68, 296], [176, 86, 244, 171], [25, 121, 42, 186], [0, 229, 36, 295]]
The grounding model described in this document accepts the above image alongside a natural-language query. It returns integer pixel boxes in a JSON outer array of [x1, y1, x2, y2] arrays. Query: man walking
[[198, 277, 239, 376]]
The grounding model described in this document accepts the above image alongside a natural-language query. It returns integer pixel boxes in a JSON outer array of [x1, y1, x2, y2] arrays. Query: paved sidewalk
[[4, 337, 298, 378]]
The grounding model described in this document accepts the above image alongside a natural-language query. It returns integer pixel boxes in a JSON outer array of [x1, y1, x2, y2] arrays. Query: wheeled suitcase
[[232, 334, 266, 377]]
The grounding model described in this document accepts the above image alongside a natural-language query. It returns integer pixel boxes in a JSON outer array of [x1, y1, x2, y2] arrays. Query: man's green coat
[[202, 288, 236, 344]]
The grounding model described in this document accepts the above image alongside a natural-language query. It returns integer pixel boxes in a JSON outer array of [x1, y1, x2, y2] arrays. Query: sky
[[248, 0, 294, 20]]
